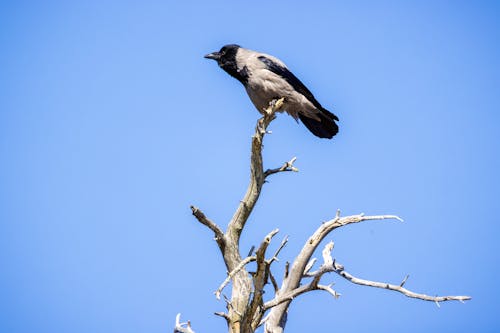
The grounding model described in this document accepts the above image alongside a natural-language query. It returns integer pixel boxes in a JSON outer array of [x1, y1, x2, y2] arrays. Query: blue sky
[[0, 1, 499, 332]]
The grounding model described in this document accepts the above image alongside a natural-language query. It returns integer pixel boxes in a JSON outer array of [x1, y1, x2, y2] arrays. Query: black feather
[[299, 110, 339, 139], [259, 55, 339, 138], [258, 56, 338, 120]]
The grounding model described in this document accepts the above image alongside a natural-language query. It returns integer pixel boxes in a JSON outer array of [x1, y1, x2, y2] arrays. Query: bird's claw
[[266, 97, 285, 115]]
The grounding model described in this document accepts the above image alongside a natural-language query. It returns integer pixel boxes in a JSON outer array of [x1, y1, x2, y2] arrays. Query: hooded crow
[[205, 44, 339, 139]]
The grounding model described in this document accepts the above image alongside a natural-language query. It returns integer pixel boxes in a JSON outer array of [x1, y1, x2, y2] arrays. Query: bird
[[204, 44, 339, 139]]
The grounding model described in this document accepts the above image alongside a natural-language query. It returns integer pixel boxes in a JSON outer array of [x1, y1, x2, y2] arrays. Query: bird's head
[[204, 44, 240, 66]]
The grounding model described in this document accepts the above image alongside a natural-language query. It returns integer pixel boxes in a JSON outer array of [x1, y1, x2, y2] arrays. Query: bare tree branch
[[267, 236, 288, 266], [265, 213, 402, 332], [332, 262, 471, 303], [312, 241, 470, 303], [215, 256, 257, 300], [174, 313, 196, 333], [264, 157, 299, 178], [263, 241, 340, 311], [304, 258, 317, 275], [317, 283, 341, 299], [283, 262, 289, 280], [263, 277, 338, 311], [190, 206, 225, 250], [228, 99, 283, 242], [269, 270, 279, 293], [214, 311, 230, 322], [400, 274, 410, 287]]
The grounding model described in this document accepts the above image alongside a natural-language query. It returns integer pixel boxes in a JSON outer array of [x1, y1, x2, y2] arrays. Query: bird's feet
[[256, 98, 284, 136], [265, 97, 285, 115]]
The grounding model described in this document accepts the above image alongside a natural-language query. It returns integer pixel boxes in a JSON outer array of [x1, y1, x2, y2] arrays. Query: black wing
[[258, 56, 339, 121]]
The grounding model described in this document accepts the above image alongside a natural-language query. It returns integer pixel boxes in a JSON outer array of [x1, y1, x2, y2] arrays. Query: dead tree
[[175, 98, 471, 333]]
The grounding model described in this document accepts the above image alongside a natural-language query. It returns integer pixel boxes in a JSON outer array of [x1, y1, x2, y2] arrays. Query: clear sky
[[1, 1, 499, 332]]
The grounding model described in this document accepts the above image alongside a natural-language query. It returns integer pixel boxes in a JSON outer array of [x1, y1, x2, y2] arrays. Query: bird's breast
[[245, 70, 292, 112]]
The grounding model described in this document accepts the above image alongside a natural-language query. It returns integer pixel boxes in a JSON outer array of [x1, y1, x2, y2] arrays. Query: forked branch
[[174, 313, 195, 333], [264, 157, 299, 178], [264, 213, 470, 332]]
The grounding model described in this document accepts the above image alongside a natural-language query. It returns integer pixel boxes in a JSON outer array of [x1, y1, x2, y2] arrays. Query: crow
[[205, 44, 339, 139]]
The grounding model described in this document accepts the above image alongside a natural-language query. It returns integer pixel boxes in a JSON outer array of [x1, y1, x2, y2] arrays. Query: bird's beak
[[204, 51, 221, 61]]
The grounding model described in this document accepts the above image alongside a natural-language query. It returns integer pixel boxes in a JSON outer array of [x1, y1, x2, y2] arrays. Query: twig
[[174, 313, 195, 333], [304, 258, 317, 275], [284, 261, 289, 280], [263, 279, 334, 310], [214, 311, 230, 321], [321, 241, 334, 266], [215, 256, 256, 300], [400, 274, 410, 287], [269, 270, 279, 293], [317, 283, 340, 299], [264, 157, 299, 178], [267, 236, 289, 265]]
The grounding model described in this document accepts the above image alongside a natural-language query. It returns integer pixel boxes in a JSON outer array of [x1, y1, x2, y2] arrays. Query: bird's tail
[[299, 108, 339, 139]]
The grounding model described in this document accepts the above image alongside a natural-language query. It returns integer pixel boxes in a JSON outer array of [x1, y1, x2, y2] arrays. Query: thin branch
[[269, 270, 279, 293], [332, 262, 471, 303], [264, 157, 299, 178], [309, 242, 471, 304], [333, 213, 404, 229], [190, 206, 225, 249], [400, 274, 410, 287], [263, 280, 329, 310], [223, 293, 241, 316], [215, 256, 256, 300], [317, 283, 341, 299], [267, 235, 288, 265], [322, 241, 334, 266], [304, 258, 317, 275], [174, 313, 195, 333], [214, 311, 230, 322], [283, 261, 289, 280], [257, 313, 270, 328]]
